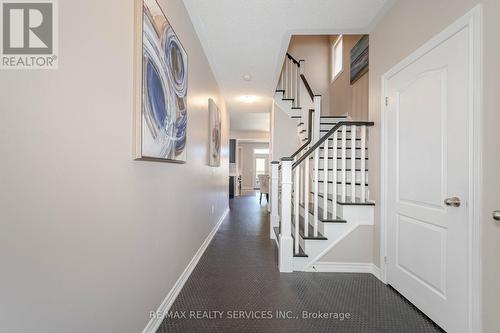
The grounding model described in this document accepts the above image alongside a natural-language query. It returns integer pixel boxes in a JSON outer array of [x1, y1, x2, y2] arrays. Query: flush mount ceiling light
[[240, 95, 257, 103], [243, 74, 252, 81]]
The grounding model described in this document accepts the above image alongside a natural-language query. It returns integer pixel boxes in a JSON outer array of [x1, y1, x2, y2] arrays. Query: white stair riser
[[327, 139, 362, 148], [317, 171, 368, 183], [315, 199, 374, 225], [300, 210, 347, 236], [314, 199, 374, 225], [318, 183, 368, 195], [311, 187, 366, 202], [317, 159, 367, 170], [319, 117, 348, 124], [320, 131, 356, 139], [338, 205, 374, 225], [319, 149, 366, 159]]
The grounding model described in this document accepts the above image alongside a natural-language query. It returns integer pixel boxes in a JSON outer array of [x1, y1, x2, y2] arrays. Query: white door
[[385, 25, 470, 332]]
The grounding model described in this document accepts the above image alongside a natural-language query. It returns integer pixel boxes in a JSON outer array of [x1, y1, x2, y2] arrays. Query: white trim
[[331, 35, 344, 83], [307, 262, 382, 281], [379, 5, 483, 333], [365, 0, 399, 32], [141, 208, 230, 333], [372, 265, 382, 281]]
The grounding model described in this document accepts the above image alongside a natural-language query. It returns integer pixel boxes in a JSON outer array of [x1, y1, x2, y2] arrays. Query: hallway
[[158, 196, 444, 333]]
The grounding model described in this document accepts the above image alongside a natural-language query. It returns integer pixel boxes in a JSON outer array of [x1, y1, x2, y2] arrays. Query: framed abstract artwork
[[134, 0, 188, 163], [350, 35, 369, 85], [208, 99, 221, 167]]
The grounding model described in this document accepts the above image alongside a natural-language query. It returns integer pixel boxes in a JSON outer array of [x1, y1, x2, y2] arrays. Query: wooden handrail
[[278, 109, 314, 171], [292, 121, 375, 169], [300, 74, 314, 102], [286, 53, 302, 67]]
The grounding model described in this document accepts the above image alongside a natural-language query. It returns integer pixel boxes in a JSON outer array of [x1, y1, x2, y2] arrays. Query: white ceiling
[[230, 112, 270, 132], [183, 0, 392, 130]]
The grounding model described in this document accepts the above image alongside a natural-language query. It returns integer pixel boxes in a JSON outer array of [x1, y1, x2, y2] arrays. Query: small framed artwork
[[133, 0, 188, 163], [208, 99, 221, 167], [350, 35, 369, 84]]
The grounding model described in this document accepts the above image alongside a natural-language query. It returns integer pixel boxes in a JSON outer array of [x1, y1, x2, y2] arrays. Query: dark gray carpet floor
[[158, 195, 445, 333]]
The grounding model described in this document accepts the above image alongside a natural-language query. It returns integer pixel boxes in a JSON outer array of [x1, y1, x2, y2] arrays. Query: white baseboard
[[307, 262, 383, 281], [142, 207, 230, 333], [371, 265, 382, 281]]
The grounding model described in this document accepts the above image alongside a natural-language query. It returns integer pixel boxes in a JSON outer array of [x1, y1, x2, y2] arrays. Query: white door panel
[[397, 68, 446, 209], [386, 26, 470, 333]]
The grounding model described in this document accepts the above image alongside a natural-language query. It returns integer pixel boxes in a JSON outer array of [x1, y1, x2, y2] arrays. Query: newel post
[[270, 161, 280, 239], [313, 95, 321, 143], [279, 158, 294, 273]]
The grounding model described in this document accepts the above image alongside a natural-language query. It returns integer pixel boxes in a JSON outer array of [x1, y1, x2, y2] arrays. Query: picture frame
[[350, 34, 369, 84], [133, 0, 188, 163], [208, 98, 221, 167]]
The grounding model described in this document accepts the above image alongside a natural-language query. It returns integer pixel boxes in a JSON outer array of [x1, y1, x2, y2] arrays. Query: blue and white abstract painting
[[139, 0, 188, 162]]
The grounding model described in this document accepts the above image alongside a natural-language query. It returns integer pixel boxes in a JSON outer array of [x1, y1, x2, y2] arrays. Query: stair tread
[[310, 192, 375, 206], [320, 146, 367, 150], [329, 138, 361, 141], [292, 215, 327, 240], [310, 156, 368, 160], [317, 180, 369, 186], [299, 203, 347, 223], [320, 115, 348, 119], [318, 168, 368, 171]]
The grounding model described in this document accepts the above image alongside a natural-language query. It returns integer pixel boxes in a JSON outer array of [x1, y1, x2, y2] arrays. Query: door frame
[[253, 154, 269, 189], [379, 5, 483, 332]]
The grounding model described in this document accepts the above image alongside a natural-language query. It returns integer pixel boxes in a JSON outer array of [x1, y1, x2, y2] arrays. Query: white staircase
[[270, 52, 375, 272]]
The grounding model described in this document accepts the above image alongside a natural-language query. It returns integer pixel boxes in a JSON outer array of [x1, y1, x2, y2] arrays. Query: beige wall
[[0, 0, 229, 332], [328, 35, 369, 120], [318, 226, 374, 263], [239, 142, 270, 190], [270, 102, 301, 162], [369, 0, 500, 331], [287, 35, 330, 97], [287, 35, 369, 120], [230, 130, 270, 141]]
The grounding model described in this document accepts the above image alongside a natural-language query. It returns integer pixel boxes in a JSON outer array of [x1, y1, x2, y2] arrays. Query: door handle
[[444, 197, 461, 207], [493, 211, 500, 221]]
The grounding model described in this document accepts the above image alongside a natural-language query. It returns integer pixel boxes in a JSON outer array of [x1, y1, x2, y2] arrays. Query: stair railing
[[278, 53, 304, 108], [271, 121, 374, 272], [277, 52, 321, 145]]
